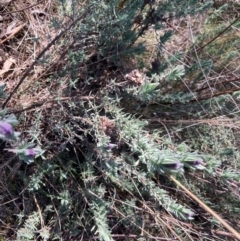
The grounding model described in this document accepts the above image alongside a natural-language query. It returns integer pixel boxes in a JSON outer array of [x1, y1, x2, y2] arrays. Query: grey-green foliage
[[133, 168, 195, 220], [92, 101, 206, 220], [13, 0, 240, 240], [117, 3, 240, 122], [123, 65, 197, 116], [0, 84, 6, 99], [56, 0, 212, 66], [90, 198, 114, 241], [15, 212, 40, 241]]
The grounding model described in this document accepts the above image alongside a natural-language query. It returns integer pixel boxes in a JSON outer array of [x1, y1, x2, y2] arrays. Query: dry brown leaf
[[0, 57, 15, 76], [100, 117, 116, 136], [0, 0, 11, 6], [125, 69, 144, 85]]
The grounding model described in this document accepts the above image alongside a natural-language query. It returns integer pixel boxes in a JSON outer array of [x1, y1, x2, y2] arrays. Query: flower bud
[[181, 210, 194, 221], [161, 160, 184, 173], [25, 149, 36, 157], [190, 159, 202, 166], [183, 155, 205, 170], [0, 122, 14, 139], [162, 162, 183, 170], [106, 143, 117, 149]]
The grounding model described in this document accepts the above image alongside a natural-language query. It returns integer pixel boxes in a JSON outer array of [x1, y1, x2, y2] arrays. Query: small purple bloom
[[183, 156, 205, 170], [0, 122, 14, 137], [191, 159, 202, 166], [106, 143, 117, 149], [25, 149, 36, 157], [186, 159, 203, 167], [187, 212, 194, 219], [162, 162, 183, 170]]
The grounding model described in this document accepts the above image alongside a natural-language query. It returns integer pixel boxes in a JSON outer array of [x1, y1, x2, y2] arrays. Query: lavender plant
[[0, 110, 43, 164], [3, 0, 240, 240]]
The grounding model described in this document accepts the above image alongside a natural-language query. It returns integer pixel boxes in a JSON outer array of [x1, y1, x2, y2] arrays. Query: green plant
[[1, 0, 240, 240]]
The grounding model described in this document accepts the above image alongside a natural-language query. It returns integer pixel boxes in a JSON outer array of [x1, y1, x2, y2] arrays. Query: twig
[[0, 23, 26, 44], [2, 0, 45, 15], [165, 216, 236, 238], [33, 194, 44, 227], [194, 77, 240, 93], [196, 86, 240, 101], [2, 7, 91, 109], [170, 175, 240, 241], [193, 15, 240, 54], [8, 96, 95, 114], [106, 234, 175, 240], [166, 21, 238, 78]]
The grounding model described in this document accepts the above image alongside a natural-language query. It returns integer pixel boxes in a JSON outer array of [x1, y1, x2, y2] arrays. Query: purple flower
[[162, 162, 184, 171], [190, 159, 202, 166], [181, 210, 195, 221], [184, 158, 203, 167], [183, 156, 205, 170], [106, 143, 117, 149], [0, 122, 14, 137], [25, 149, 36, 157]]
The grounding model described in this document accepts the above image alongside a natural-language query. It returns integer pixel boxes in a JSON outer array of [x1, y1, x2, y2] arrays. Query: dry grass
[[0, 0, 59, 109], [0, 1, 60, 238]]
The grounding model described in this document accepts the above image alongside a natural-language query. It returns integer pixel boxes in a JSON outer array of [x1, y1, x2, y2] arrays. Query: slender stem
[[170, 175, 240, 241], [2, 7, 90, 109], [194, 15, 240, 54]]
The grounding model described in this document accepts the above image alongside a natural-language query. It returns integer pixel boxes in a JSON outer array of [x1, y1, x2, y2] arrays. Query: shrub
[[1, 0, 240, 240]]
